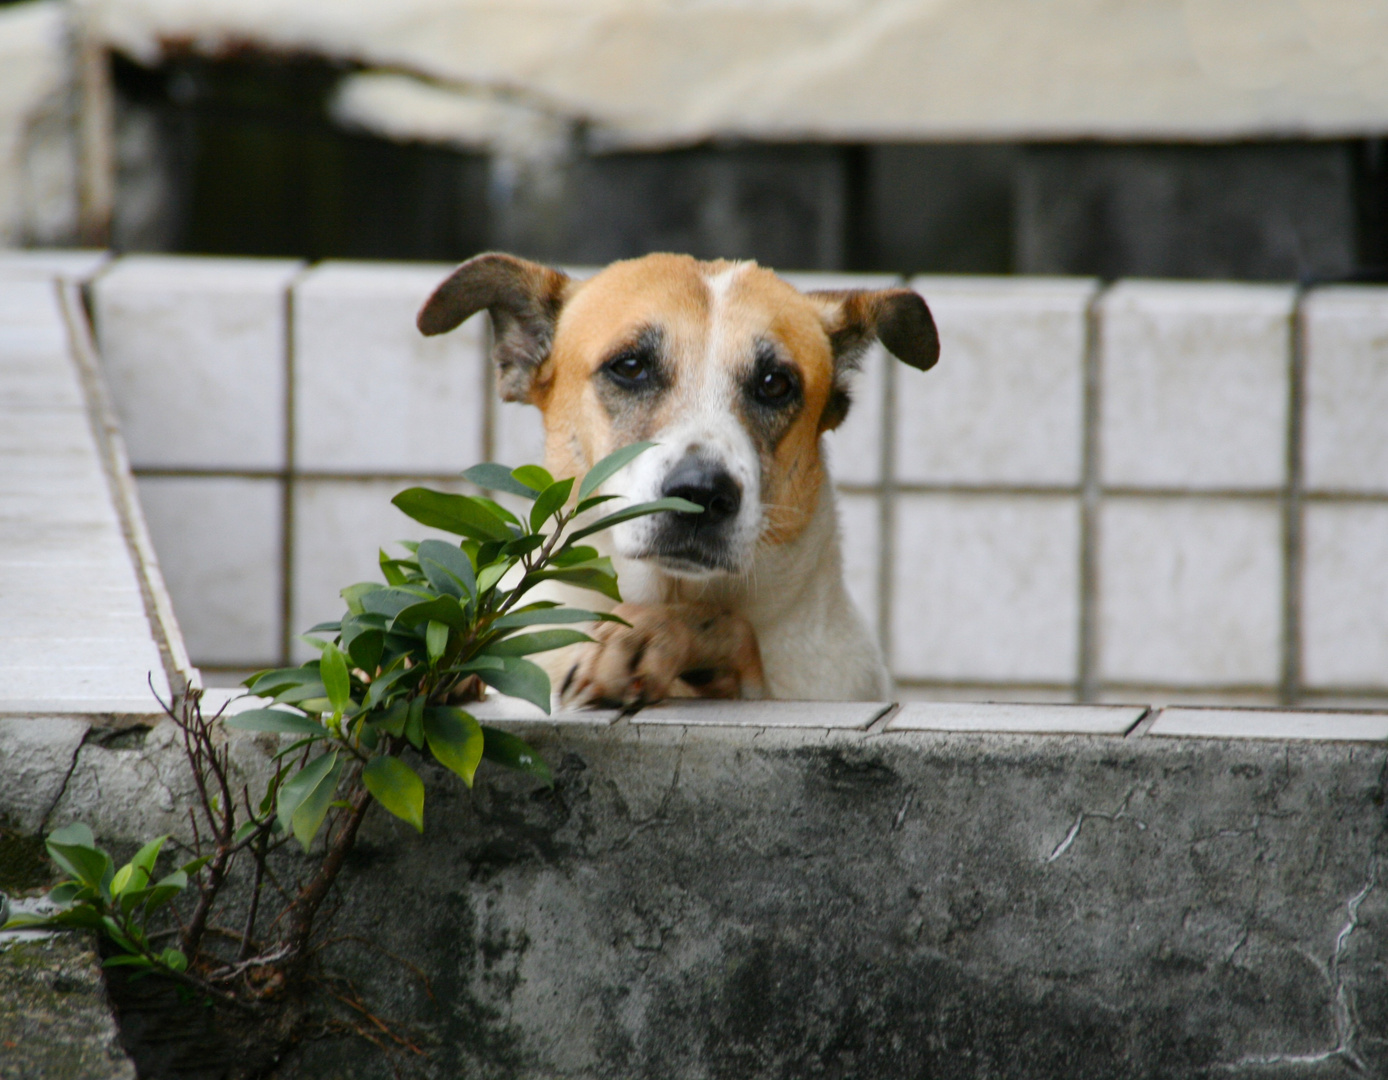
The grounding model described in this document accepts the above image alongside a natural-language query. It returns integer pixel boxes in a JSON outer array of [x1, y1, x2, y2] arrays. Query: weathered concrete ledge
[[3, 700, 1386, 1078]]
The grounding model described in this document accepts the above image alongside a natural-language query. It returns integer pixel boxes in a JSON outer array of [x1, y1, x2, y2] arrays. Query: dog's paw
[[559, 603, 764, 708]]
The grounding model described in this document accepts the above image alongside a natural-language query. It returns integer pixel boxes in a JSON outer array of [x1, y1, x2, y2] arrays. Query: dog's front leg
[[555, 602, 764, 708]]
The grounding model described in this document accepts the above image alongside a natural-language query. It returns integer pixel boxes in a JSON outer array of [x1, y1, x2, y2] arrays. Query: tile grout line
[[877, 335, 899, 682], [1077, 284, 1107, 703], [281, 266, 312, 667], [481, 314, 496, 463], [1280, 288, 1308, 706]]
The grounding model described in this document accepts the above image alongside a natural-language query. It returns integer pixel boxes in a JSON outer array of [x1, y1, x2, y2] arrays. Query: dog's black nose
[[661, 457, 742, 527]]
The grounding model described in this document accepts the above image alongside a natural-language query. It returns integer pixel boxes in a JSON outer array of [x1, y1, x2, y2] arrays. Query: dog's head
[[419, 252, 937, 578]]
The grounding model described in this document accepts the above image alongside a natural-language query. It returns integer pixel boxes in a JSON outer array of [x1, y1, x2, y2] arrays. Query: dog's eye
[[754, 369, 796, 405], [605, 352, 650, 386]]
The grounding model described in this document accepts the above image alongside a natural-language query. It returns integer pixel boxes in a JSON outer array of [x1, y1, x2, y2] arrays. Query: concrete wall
[[74, 254, 1388, 710]]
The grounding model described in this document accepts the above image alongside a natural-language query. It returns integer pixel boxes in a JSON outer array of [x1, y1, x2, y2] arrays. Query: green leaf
[[364, 665, 420, 709], [492, 606, 624, 630], [426, 619, 449, 665], [143, 869, 188, 917], [370, 699, 409, 737], [405, 697, 426, 750], [101, 915, 137, 954], [512, 464, 555, 491], [110, 863, 134, 896], [222, 708, 326, 738], [102, 954, 154, 970], [344, 626, 384, 674], [530, 476, 575, 531], [578, 441, 656, 500], [485, 628, 591, 656], [394, 594, 470, 632], [476, 560, 513, 595], [380, 548, 407, 586], [47, 833, 112, 896], [478, 657, 551, 714], [160, 948, 189, 973], [503, 533, 546, 558], [320, 644, 351, 715], [475, 496, 521, 528], [550, 544, 600, 566], [423, 707, 485, 787], [392, 488, 514, 542], [362, 757, 425, 832], [127, 835, 166, 887], [341, 582, 386, 615], [462, 463, 541, 499], [528, 565, 622, 602], [482, 726, 554, 785], [360, 586, 435, 619], [304, 621, 341, 634], [417, 539, 477, 598], [574, 493, 620, 515], [178, 856, 210, 876], [245, 666, 320, 695], [277, 752, 343, 851], [564, 497, 704, 544]]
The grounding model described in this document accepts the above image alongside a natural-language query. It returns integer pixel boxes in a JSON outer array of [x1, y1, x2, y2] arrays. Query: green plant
[[3, 443, 696, 1025]]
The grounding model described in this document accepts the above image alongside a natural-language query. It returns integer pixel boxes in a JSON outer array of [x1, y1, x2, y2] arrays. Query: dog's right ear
[[418, 252, 571, 402]]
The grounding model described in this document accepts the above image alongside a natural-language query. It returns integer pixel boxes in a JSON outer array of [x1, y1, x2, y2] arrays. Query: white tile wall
[[1097, 498, 1282, 687], [837, 491, 880, 638], [294, 261, 488, 473], [888, 702, 1144, 735], [0, 248, 109, 281], [891, 494, 1080, 683], [1148, 708, 1388, 742], [901, 276, 1096, 486], [1098, 282, 1294, 490], [1302, 288, 1388, 494], [136, 476, 283, 667], [781, 272, 899, 486], [1302, 503, 1388, 688], [290, 477, 473, 659], [493, 398, 548, 470], [94, 255, 302, 470]]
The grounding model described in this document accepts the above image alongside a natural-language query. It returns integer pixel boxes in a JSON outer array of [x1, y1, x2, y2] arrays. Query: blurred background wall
[[1, 0, 1386, 281]]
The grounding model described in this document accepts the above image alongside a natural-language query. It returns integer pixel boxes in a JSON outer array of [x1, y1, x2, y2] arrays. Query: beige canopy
[[76, 0, 1388, 151]]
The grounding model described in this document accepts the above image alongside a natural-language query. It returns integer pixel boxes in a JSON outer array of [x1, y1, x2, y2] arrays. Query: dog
[[418, 253, 938, 703]]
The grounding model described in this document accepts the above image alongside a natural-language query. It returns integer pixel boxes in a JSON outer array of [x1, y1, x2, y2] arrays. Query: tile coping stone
[[1147, 706, 1388, 742], [633, 699, 892, 729], [887, 702, 1146, 735]]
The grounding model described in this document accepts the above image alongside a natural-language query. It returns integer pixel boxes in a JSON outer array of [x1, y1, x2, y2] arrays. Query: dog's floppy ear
[[807, 288, 940, 374], [806, 287, 939, 430], [418, 252, 571, 402]]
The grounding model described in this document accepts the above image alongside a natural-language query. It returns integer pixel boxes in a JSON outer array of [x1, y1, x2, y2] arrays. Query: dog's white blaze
[[608, 261, 764, 574]]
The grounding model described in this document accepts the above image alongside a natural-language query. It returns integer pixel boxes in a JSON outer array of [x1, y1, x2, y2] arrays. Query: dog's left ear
[[806, 288, 939, 430], [807, 288, 940, 374], [418, 252, 572, 402]]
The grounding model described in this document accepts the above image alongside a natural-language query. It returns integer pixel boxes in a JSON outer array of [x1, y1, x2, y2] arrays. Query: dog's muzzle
[[649, 454, 743, 572]]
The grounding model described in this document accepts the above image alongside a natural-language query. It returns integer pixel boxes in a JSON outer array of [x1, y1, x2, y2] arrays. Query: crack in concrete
[[1219, 858, 1378, 1073], [37, 723, 92, 832], [1045, 787, 1146, 864], [891, 792, 913, 832]]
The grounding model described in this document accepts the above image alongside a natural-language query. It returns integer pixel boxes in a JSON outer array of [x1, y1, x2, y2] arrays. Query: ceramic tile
[[900, 276, 1095, 485], [1097, 498, 1282, 686], [136, 475, 283, 667], [1302, 287, 1388, 493], [1148, 707, 1388, 742], [888, 702, 1144, 735], [93, 255, 301, 469], [0, 248, 108, 280], [294, 261, 487, 472], [634, 699, 890, 728], [1302, 503, 1388, 689], [1098, 282, 1294, 490], [891, 493, 1080, 683]]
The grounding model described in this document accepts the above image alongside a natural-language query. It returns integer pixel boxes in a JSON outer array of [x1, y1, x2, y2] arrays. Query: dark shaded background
[[109, 53, 1388, 281]]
